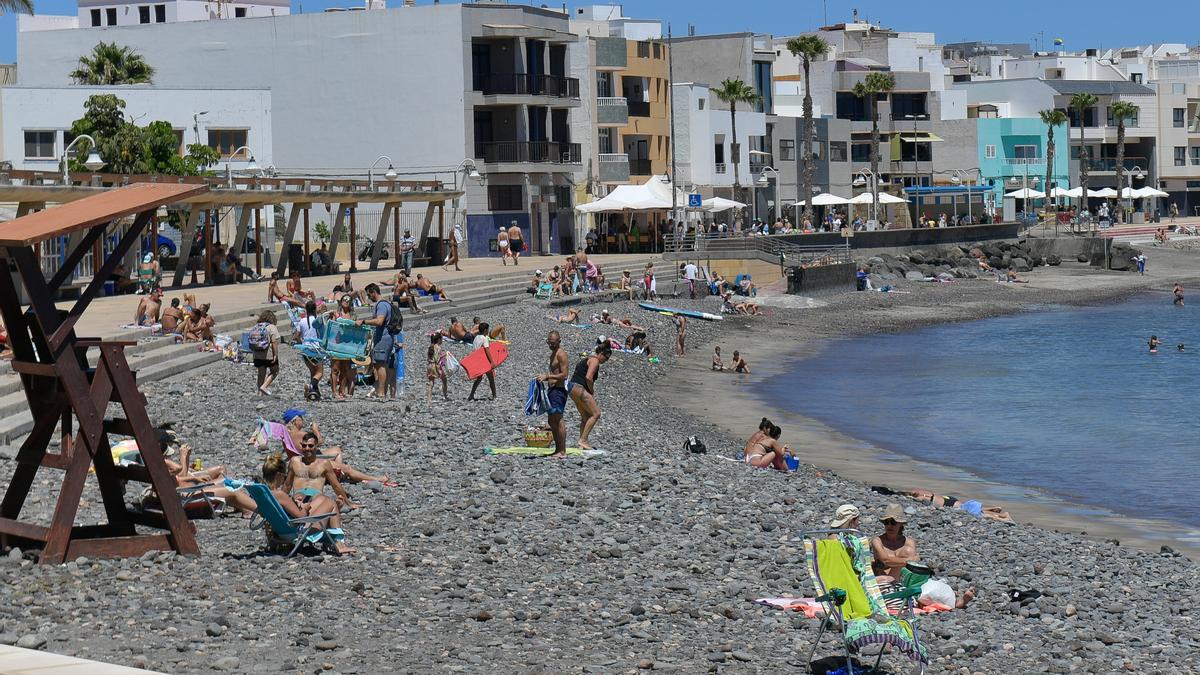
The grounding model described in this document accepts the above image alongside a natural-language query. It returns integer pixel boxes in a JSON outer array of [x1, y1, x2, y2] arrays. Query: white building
[[18, 0, 289, 31], [671, 81, 766, 198]]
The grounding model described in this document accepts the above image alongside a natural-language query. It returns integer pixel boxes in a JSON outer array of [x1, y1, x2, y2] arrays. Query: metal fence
[[662, 232, 852, 267]]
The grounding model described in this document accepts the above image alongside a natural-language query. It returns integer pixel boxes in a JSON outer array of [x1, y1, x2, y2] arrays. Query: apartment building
[[18, 0, 288, 31], [14, 1, 585, 257], [671, 81, 766, 206]]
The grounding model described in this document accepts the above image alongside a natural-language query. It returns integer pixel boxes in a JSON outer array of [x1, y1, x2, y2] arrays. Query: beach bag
[[440, 350, 461, 375], [247, 322, 272, 351], [683, 436, 707, 454]]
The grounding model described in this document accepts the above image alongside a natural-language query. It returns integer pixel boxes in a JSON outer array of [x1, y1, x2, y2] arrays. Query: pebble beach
[[0, 253, 1198, 674]]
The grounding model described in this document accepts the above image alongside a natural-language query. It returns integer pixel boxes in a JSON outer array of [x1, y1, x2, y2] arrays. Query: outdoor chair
[[801, 529, 929, 674], [535, 282, 554, 299], [242, 482, 341, 557]]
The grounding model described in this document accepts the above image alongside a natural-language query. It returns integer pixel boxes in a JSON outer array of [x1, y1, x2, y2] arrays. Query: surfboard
[[638, 302, 723, 321], [461, 341, 509, 379]]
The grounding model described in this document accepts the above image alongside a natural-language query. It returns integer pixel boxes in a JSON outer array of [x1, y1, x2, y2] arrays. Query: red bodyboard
[[461, 342, 509, 379]]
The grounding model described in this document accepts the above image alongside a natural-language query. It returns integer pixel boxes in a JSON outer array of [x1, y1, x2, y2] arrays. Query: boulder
[[1047, 254, 1062, 266], [1108, 255, 1133, 271], [866, 256, 885, 266], [904, 270, 925, 281], [1076, 253, 1090, 263], [968, 247, 984, 258], [907, 250, 927, 264], [1011, 258, 1031, 272], [988, 256, 1004, 269], [941, 245, 967, 259]]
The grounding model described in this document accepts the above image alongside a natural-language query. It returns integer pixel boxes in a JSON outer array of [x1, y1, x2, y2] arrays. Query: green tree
[[67, 94, 218, 176], [69, 42, 156, 85], [314, 221, 331, 243], [1069, 92, 1098, 215], [786, 35, 830, 223], [1038, 108, 1069, 211], [0, 0, 34, 15], [712, 78, 762, 217], [1109, 100, 1139, 223], [852, 71, 895, 213]]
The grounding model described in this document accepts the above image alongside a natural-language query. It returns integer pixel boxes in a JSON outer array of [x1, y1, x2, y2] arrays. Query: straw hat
[[881, 503, 908, 524]]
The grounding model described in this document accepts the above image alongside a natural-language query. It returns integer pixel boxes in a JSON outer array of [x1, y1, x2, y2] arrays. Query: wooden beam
[[276, 204, 303, 277], [327, 203, 351, 265], [0, 517, 50, 542], [230, 204, 254, 260], [48, 222, 107, 293], [369, 203, 395, 270], [65, 534, 175, 560], [417, 202, 436, 260], [349, 206, 358, 273], [303, 208, 312, 275]]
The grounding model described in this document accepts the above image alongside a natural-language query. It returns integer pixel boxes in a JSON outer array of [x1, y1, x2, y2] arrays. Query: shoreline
[[656, 258, 1200, 560]]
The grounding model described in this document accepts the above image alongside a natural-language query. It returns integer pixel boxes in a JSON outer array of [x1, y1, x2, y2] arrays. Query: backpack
[[683, 436, 706, 454], [247, 322, 272, 351], [380, 299, 404, 335]]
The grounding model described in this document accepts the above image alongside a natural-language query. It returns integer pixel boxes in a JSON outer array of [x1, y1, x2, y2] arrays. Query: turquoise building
[[977, 118, 1070, 212]]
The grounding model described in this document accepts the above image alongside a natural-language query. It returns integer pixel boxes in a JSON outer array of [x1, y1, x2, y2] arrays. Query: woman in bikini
[[550, 307, 582, 324], [568, 343, 610, 450], [742, 418, 772, 458], [262, 453, 353, 554], [497, 227, 510, 264], [743, 424, 792, 472], [328, 295, 357, 400]]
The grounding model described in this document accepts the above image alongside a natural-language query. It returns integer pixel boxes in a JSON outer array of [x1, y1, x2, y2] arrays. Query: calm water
[[761, 294, 1200, 531]]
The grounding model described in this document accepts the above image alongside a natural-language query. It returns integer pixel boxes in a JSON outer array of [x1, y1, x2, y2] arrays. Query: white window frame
[[1013, 144, 1039, 160], [984, 144, 997, 159], [23, 129, 57, 160]]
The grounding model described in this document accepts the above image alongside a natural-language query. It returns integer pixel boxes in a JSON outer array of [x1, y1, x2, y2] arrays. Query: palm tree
[[852, 71, 895, 215], [1069, 92, 1098, 216], [0, 0, 33, 14], [786, 35, 830, 223], [1038, 108, 1069, 208], [69, 42, 156, 85], [1109, 100, 1139, 223], [712, 78, 762, 221]]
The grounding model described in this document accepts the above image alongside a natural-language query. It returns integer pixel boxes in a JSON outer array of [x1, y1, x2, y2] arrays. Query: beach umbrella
[[1092, 187, 1118, 198], [1064, 187, 1104, 198], [797, 192, 851, 206], [702, 197, 747, 212], [1004, 188, 1045, 199], [1134, 186, 1169, 198], [1047, 186, 1073, 198]]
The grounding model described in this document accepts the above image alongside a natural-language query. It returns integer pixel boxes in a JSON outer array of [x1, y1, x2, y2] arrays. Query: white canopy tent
[[848, 192, 908, 205], [1004, 188, 1046, 199], [796, 193, 852, 206], [1064, 187, 1104, 199], [576, 175, 689, 213], [702, 197, 746, 213]]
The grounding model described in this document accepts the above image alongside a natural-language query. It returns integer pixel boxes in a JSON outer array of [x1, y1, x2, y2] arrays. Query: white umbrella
[[1134, 186, 1169, 198], [801, 192, 851, 206], [1047, 186, 1073, 198], [1064, 187, 1104, 198], [702, 196, 746, 213], [1004, 188, 1045, 199], [1092, 187, 1118, 198], [848, 192, 908, 204], [1119, 187, 1140, 199]]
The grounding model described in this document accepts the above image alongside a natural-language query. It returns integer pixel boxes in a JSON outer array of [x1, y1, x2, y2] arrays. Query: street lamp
[[368, 155, 398, 189], [852, 168, 879, 223], [225, 145, 259, 187], [60, 134, 105, 184], [1122, 165, 1143, 223], [949, 168, 980, 224], [756, 166, 781, 224], [192, 111, 208, 144]]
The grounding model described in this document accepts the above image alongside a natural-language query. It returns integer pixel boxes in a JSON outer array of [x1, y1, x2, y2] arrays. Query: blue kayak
[[638, 302, 723, 321]]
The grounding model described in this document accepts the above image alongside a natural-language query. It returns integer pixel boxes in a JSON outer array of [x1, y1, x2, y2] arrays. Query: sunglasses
[[301, 443, 317, 449]]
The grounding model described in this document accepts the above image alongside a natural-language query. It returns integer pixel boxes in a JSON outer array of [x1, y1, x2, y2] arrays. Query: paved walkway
[[59, 253, 660, 338], [0, 644, 159, 674]]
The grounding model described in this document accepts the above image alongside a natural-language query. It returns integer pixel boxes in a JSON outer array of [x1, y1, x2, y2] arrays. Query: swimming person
[[732, 350, 751, 373], [1149, 335, 1160, 353], [568, 343, 611, 450], [1174, 283, 1185, 306]]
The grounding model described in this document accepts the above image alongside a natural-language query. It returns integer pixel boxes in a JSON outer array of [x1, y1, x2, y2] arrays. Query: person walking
[[443, 223, 462, 272], [298, 300, 325, 401], [567, 343, 610, 450], [674, 314, 687, 355], [356, 283, 395, 399], [1133, 253, 1147, 275], [682, 260, 698, 299], [507, 221, 524, 265], [497, 227, 510, 265], [399, 229, 416, 276], [467, 322, 498, 400], [536, 330, 570, 458], [249, 309, 281, 396]]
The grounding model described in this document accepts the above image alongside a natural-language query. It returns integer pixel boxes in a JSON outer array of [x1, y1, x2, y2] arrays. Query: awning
[[896, 132, 944, 143]]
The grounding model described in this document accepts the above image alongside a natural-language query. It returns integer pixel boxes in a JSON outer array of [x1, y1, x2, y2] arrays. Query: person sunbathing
[[742, 417, 772, 456], [902, 488, 1012, 523], [624, 332, 653, 356], [471, 316, 506, 341], [281, 410, 387, 485], [165, 440, 257, 516], [264, 454, 353, 554], [134, 287, 163, 327], [439, 317, 473, 344], [737, 276, 757, 296], [161, 298, 185, 334], [549, 308, 582, 324], [286, 434, 360, 510], [743, 424, 792, 472], [1005, 269, 1028, 284], [415, 273, 452, 302], [618, 270, 636, 301], [287, 270, 317, 303], [870, 504, 975, 609], [268, 273, 303, 308], [711, 274, 731, 296], [722, 291, 760, 315], [181, 304, 214, 344], [390, 272, 426, 314]]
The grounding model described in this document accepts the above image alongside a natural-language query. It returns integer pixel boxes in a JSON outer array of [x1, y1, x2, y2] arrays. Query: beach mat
[[485, 446, 605, 458]]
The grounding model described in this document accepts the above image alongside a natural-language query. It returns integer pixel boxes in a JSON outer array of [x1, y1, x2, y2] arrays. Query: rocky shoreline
[[0, 256, 1198, 673]]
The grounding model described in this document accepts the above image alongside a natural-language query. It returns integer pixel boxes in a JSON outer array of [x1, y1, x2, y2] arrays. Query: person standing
[[682, 260, 698, 299], [467, 322, 497, 401], [568, 343, 610, 450], [399, 229, 417, 276], [356, 283, 394, 399], [497, 227, 510, 265], [427, 334, 449, 401], [536, 330, 571, 458], [249, 309, 281, 396], [1174, 282, 1185, 306], [299, 300, 325, 401], [507, 221, 523, 265], [1170, 202, 1180, 222], [443, 223, 463, 272], [674, 314, 687, 355], [1133, 253, 1147, 275]]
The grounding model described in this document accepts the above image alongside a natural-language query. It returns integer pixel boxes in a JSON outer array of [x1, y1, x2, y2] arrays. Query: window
[[1175, 146, 1187, 167], [1173, 83, 1186, 95], [1174, 108, 1186, 128], [1067, 106, 1097, 127], [487, 185, 523, 211], [106, 7, 117, 25], [1191, 147, 1200, 166], [985, 144, 997, 159], [90, 8, 101, 25], [595, 72, 612, 98], [234, 6, 246, 17], [1013, 144, 1039, 160], [138, 5, 150, 23], [1130, 73, 1143, 83], [829, 141, 847, 162], [697, 98, 705, 111], [753, 61, 773, 113], [891, 92, 928, 119], [714, 137, 725, 164], [1106, 105, 1138, 127], [155, 4, 165, 22], [636, 42, 650, 58], [900, 142, 932, 162], [851, 143, 871, 163], [652, 42, 661, 59], [23, 130, 55, 159], [810, 141, 823, 161], [1070, 146, 1081, 160], [207, 129, 249, 158], [779, 139, 795, 161], [835, 91, 869, 121], [597, 128, 614, 154]]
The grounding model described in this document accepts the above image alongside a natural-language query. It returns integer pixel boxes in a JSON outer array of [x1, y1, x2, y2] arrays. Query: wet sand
[[657, 250, 1200, 560]]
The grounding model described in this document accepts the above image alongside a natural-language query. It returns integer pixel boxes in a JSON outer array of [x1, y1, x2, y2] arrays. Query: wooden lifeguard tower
[[0, 183, 206, 564]]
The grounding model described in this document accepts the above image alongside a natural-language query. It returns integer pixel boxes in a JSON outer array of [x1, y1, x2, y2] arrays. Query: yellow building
[[593, 37, 671, 188]]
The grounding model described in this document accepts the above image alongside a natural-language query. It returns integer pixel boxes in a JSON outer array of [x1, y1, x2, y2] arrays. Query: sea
[[760, 292, 1200, 545]]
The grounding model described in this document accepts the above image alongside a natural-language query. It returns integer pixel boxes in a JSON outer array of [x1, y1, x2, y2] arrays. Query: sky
[[4, 0, 1200, 64]]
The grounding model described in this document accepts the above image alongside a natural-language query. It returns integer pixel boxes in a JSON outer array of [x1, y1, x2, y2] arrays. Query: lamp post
[[60, 134, 105, 185], [949, 168, 980, 224], [368, 155, 398, 190], [225, 146, 259, 188], [755, 166, 781, 226], [1123, 165, 1143, 224], [447, 159, 485, 262], [852, 169, 878, 223], [192, 111, 208, 144]]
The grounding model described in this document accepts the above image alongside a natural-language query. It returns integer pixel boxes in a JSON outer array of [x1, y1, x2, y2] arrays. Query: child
[[674, 315, 687, 356], [712, 346, 724, 371], [427, 334, 449, 401]]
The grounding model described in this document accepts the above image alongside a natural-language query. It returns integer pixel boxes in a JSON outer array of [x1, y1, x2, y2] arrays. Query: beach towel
[[251, 418, 301, 456], [484, 446, 604, 458], [525, 379, 551, 416]]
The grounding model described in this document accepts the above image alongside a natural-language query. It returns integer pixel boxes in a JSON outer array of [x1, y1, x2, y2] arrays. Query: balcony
[[474, 73, 580, 99], [1003, 157, 1045, 169], [474, 140, 582, 164], [627, 100, 651, 118], [1087, 157, 1147, 172], [598, 153, 630, 182], [597, 97, 629, 126], [629, 158, 652, 176]]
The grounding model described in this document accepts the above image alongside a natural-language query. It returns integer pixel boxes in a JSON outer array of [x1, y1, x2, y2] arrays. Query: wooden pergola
[[0, 183, 205, 564]]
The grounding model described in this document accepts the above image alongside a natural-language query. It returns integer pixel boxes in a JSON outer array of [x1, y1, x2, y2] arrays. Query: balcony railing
[[596, 97, 629, 126], [715, 163, 727, 175], [627, 100, 651, 117], [1087, 157, 1146, 172], [1003, 157, 1044, 166], [890, 113, 931, 121], [474, 73, 580, 98], [474, 140, 581, 164], [628, 158, 652, 175]]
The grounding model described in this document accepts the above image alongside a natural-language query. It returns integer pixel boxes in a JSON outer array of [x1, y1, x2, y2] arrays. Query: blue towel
[[961, 500, 983, 517], [525, 379, 550, 416]]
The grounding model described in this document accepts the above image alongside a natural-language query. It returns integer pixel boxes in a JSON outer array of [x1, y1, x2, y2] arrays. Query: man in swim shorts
[[507, 221, 523, 266], [537, 330, 570, 458]]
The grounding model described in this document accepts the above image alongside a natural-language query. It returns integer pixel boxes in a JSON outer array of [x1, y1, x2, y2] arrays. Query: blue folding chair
[[242, 482, 341, 557]]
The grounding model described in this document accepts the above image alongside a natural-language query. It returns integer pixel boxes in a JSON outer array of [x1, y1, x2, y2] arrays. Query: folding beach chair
[[535, 282, 554, 299], [801, 529, 928, 674], [243, 482, 342, 557]]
